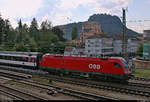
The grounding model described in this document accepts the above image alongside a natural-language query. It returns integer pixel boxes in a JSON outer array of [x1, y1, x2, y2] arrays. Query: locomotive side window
[[122, 60, 128, 69], [114, 63, 121, 68]]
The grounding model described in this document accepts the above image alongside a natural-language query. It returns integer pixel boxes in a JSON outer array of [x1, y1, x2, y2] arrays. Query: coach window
[[114, 63, 121, 68], [6, 56, 9, 60], [0, 55, 4, 59], [12, 56, 16, 61]]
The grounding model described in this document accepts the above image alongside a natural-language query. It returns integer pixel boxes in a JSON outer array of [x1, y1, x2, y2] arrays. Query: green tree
[[37, 29, 59, 53], [3, 19, 13, 50], [0, 14, 5, 45], [14, 19, 37, 52], [23, 23, 29, 33], [23, 31, 37, 52], [7, 29, 17, 50], [52, 26, 66, 41], [71, 26, 78, 40], [13, 43, 28, 51], [29, 18, 39, 41], [40, 20, 52, 31], [15, 19, 23, 43]]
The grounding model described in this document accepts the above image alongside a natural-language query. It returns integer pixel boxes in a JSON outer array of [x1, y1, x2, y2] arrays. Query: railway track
[[131, 77, 150, 81], [0, 69, 32, 79], [39, 75, 150, 98], [12, 79, 117, 100], [0, 65, 48, 75], [1, 68, 150, 100], [0, 84, 46, 100], [0, 91, 22, 100], [128, 81, 150, 88], [0, 73, 117, 100]]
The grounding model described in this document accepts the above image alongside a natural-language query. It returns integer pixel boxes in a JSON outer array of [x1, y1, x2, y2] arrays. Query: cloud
[[56, 0, 98, 10], [47, 11, 73, 26], [0, 0, 43, 27], [92, 0, 131, 15], [54, 0, 131, 14], [46, 0, 131, 26], [0, 0, 132, 27], [0, 0, 42, 19], [127, 25, 143, 33]]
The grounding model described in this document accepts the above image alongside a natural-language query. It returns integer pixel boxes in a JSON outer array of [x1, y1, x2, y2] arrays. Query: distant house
[[113, 35, 141, 57], [64, 47, 85, 56], [113, 35, 123, 56], [71, 37, 81, 46], [127, 38, 141, 56], [84, 34, 141, 57], [143, 30, 150, 38], [64, 47, 76, 55], [85, 35, 113, 56], [80, 21, 102, 44]]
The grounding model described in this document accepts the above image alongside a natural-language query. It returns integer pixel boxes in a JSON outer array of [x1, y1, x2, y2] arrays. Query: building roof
[[86, 34, 112, 39], [144, 30, 150, 33], [64, 47, 74, 52], [83, 21, 100, 25]]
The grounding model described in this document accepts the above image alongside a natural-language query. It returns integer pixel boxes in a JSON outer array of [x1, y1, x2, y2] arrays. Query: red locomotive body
[[40, 54, 132, 81]]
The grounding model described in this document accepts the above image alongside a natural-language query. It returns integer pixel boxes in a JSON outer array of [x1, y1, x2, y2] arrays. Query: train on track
[[0, 51, 41, 69], [0, 51, 133, 81]]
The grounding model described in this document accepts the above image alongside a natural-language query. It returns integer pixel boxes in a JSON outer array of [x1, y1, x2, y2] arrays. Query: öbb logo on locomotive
[[88, 64, 101, 70]]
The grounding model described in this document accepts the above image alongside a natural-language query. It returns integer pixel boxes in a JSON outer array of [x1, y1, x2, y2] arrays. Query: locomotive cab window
[[114, 63, 121, 68]]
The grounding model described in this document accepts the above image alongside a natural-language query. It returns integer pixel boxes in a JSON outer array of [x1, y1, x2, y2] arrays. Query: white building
[[113, 39, 122, 55], [85, 35, 113, 56], [64, 47, 77, 55], [84, 35, 141, 57], [143, 30, 150, 38], [64, 47, 85, 56], [65, 35, 141, 57], [127, 38, 141, 54], [143, 30, 150, 41]]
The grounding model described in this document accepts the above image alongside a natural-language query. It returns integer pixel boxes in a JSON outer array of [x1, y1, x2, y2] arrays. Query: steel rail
[[42, 75, 150, 97], [0, 84, 46, 100], [0, 73, 117, 100]]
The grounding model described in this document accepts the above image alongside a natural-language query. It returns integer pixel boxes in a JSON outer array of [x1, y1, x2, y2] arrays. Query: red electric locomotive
[[40, 54, 132, 81]]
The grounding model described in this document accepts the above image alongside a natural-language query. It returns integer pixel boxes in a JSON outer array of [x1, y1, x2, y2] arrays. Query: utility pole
[[122, 8, 128, 62]]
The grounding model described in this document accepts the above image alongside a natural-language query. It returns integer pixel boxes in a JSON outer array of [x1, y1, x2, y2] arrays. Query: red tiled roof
[[65, 47, 74, 52]]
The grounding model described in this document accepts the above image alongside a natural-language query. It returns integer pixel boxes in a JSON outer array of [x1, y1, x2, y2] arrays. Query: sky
[[0, 0, 150, 33]]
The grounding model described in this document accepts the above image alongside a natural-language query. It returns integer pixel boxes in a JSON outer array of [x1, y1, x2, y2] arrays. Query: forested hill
[[58, 14, 138, 40]]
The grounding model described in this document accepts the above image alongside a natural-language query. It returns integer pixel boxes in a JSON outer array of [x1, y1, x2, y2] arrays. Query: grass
[[133, 68, 150, 78], [6, 81, 29, 88], [31, 75, 50, 83]]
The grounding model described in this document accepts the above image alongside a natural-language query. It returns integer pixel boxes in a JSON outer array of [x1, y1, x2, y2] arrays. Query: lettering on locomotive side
[[89, 64, 101, 70]]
